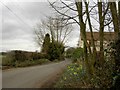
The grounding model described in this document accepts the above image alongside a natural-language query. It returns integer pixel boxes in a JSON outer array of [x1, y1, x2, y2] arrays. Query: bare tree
[[98, 1, 110, 65], [34, 15, 73, 48], [34, 20, 49, 47], [49, 0, 115, 72], [109, 1, 119, 36], [84, 1, 97, 74]]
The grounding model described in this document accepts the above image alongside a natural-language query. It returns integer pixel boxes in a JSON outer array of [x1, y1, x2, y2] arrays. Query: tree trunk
[[85, 2, 96, 74], [118, 1, 120, 32], [75, 1, 92, 78], [109, 2, 119, 37], [98, 1, 104, 66]]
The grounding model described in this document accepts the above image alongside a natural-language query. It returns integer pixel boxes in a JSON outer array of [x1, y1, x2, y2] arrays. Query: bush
[[110, 33, 120, 88], [32, 53, 41, 60], [2, 52, 15, 66], [48, 42, 65, 61], [112, 33, 120, 74], [91, 59, 114, 88], [15, 59, 50, 67], [65, 47, 75, 58], [14, 51, 27, 61], [66, 47, 84, 61], [72, 47, 84, 61], [54, 63, 86, 88], [38, 53, 48, 59], [2, 50, 51, 67], [4, 50, 48, 62]]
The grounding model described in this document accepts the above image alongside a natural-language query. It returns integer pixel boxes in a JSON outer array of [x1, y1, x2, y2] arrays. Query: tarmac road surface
[[2, 59, 71, 88]]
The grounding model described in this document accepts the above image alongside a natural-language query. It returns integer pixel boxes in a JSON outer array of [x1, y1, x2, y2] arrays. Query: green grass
[[54, 59, 114, 88], [54, 62, 87, 88]]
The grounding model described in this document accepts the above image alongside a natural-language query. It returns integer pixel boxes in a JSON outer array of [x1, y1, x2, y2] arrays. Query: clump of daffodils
[[55, 63, 86, 88]]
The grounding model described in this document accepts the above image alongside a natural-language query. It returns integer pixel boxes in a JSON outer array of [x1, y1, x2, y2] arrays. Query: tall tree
[[49, 0, 98, 76], [34, 15, 72, 49], [118, 1, 120, 31], [48, 0, 117, 75], [109, 2, 119, 36], [48, 41, 65, 61], [42, 33, 50, 54], [46, 16, 73, 44], [75, 1, 93, 77], [84, 1, 97, 74]]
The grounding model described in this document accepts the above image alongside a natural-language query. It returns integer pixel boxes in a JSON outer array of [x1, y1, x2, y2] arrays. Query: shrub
[[14, 51, 27, 61], [15, 59, 50, 67], [2, 52, 15, 66], [72, 47, 84, 61], [112, 33, 120, 74], [110, 33, 120, 88], [65, 47, 75, 58], [2, 50, 50, 67], [37, 59, 51, 64], [48, 41, 65, 61], [54, 63, 86, 88], [32, 53, 41, 60]]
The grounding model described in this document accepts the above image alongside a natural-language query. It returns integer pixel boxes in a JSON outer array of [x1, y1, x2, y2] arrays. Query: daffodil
[[67, 66, 70, 69], [77, 67, 80, 70], [64, 77, 66, 80], [80, 65, 82, 69], [73, 72, 77, 75], [71, 68, 74, 71]]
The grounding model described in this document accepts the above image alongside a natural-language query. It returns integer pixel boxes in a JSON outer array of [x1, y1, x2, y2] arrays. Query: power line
[[12, 2, 40, 23], [0, 1, 33, 29]]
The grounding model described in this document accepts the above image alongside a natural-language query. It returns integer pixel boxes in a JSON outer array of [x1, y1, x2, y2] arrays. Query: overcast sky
[[1, 1, 80, 52]]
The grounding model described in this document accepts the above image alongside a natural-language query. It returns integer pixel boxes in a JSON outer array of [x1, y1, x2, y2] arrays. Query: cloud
[[66, 26, 80, 47], [1, 1, 80, 52]]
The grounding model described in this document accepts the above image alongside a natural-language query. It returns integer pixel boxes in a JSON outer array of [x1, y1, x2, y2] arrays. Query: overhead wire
[[0, 1, 33, 29]]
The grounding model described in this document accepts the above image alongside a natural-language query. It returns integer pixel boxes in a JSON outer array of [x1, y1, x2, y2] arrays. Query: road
[[2, 59, 71, 88]]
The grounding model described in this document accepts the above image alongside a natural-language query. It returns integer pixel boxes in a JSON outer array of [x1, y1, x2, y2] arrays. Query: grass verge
[[54, 62, 89, 88], [54, 59, 115, 88]]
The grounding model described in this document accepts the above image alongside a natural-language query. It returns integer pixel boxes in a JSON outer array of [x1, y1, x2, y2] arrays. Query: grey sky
[[1, 1, 80, 52]]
